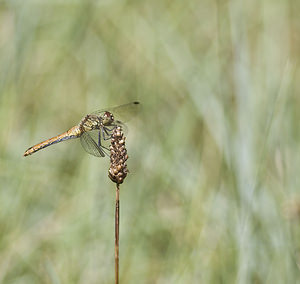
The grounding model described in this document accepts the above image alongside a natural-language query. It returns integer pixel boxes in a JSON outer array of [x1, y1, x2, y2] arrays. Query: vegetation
[[0, 1, 300, 283]]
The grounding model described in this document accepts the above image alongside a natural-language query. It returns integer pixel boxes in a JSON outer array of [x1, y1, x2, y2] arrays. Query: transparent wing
[[88, 129, 112, 152], [91, 101, 140, 123], [80, 132, 105, 157]]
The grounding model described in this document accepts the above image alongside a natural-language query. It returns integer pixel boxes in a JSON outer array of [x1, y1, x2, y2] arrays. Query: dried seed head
[[108, 126, 128, 184]]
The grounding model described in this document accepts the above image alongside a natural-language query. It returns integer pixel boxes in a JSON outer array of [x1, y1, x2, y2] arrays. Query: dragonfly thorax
[[79, 111, 115, 132], [80, 115, 102, 131]]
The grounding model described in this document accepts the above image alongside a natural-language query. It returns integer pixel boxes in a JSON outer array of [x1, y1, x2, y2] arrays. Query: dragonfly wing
[[80, 132, 105, 157], [88, 129, 111, 151], [91, 101, 140, 123]]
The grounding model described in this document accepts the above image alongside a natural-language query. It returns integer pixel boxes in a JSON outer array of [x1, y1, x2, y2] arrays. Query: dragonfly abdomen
[[23, 126, 80, 156]]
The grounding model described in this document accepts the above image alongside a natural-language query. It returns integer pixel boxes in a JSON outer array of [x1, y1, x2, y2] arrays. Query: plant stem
[[115, 183, 120, 284]]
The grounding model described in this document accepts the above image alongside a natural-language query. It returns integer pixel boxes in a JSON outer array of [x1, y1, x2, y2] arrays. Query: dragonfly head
[[102, 111, 115, 126]]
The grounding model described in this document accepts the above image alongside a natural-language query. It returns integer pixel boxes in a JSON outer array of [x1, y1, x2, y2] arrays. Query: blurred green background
[[0, 0, 300, 283]]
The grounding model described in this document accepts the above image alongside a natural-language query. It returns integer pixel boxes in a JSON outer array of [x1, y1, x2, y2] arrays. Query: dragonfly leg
[[97, 129, 111, 154], [104, 126, 115, 132], [101, 129, 110, 141], [102, 126, 116, 141]]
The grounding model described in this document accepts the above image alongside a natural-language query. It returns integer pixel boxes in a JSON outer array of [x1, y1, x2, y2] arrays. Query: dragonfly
[[23, 101, 140, 157]]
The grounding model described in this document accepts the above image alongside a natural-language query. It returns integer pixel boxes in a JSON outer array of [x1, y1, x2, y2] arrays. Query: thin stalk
[[115, 183, 120, 284]]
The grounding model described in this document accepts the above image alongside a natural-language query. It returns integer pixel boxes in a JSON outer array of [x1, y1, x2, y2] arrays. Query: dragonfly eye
[[103, 111, 114, 125]]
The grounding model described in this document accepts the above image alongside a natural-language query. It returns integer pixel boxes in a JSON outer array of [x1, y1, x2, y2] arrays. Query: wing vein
[[80, 132, 105, 157]]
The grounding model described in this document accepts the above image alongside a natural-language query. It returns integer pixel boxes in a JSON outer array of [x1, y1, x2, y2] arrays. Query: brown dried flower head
[[108, 126, 129, 184]]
